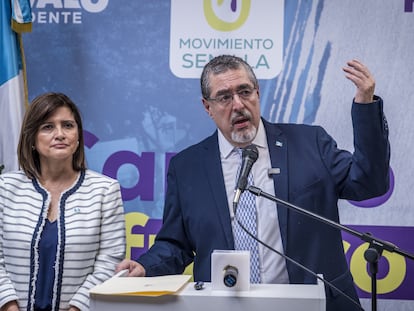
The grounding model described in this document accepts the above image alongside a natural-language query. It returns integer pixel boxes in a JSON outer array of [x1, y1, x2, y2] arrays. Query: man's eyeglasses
[[206, 87, 256, 106]]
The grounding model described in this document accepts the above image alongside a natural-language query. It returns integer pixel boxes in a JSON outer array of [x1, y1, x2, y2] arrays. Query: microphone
[[233, 144, 259, 206]]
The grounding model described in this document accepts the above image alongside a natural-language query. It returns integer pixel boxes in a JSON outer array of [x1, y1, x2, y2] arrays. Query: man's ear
[[202, 98, 212, 116]]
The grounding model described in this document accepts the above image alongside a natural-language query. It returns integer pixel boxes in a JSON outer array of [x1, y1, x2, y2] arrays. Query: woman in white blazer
[[0, 93, 126, 311]]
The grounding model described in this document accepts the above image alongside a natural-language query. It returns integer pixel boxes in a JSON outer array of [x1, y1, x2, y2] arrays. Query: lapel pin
[[275, 141, 283, 147]]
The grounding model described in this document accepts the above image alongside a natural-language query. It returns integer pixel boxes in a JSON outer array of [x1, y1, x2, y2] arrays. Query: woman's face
[[34, 106, 79, 167]]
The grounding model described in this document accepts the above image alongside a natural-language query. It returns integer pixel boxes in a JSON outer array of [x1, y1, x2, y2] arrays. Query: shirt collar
[[218, 119, 267, 159]]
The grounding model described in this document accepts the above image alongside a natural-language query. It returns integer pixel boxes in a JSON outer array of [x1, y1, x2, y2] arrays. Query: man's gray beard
[[231, 125, 257, 144]]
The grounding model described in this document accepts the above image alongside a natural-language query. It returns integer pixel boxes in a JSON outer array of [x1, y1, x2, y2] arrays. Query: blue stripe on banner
[[0, 0, 21, 85]]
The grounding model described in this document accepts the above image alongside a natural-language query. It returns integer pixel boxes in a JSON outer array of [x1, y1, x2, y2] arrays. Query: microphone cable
[[233, 201, 365, 311]]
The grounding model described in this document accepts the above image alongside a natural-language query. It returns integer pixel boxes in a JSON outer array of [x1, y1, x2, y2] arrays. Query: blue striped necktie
[[233, 148, 261, 283]]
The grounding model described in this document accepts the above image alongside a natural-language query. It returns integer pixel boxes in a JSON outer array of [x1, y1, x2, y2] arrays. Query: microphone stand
[[247, 185, 414, 311]]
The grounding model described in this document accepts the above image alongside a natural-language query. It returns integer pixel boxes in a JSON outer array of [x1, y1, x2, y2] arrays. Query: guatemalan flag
[[0, 0, 32, 173]]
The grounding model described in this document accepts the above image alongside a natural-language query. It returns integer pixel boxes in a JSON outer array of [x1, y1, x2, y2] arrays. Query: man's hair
[[200, 55, 258, 99], [18, 92, 86, 179]]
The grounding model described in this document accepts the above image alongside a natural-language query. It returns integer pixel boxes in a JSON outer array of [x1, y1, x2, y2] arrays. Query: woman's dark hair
[[17, 92, 86, 179]]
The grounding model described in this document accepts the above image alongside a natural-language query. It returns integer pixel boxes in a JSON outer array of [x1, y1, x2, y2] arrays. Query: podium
[[90, 280, 326, 311]]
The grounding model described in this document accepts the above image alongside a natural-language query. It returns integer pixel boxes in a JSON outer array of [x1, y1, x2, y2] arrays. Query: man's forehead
[[209, 69, 250, 91]]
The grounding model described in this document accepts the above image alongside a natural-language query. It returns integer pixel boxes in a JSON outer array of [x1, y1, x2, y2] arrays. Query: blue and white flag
[[0, 0, 32, 173]]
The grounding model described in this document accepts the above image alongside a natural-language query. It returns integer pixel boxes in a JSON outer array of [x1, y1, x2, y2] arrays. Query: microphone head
[[242, 144, 259, 162], [233, 144, 259, 207]]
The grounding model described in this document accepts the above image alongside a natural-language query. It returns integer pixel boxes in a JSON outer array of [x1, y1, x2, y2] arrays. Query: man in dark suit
[[117, 55, 390, 311]]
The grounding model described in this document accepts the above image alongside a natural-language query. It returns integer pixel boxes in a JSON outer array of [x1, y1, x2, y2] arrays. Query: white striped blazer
[[0, 170, 126, 310]]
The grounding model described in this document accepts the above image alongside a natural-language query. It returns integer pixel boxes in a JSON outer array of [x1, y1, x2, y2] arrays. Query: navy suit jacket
[[138, 99, 390, 311]]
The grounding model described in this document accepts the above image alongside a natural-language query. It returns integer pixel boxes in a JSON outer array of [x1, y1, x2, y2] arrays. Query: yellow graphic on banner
[[349, 242, 406, 294], [125, 212, 152, 260], [204, 0, 251, 31]]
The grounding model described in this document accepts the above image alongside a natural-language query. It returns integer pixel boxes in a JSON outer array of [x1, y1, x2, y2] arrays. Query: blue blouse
[[34, 219, 58, 311]]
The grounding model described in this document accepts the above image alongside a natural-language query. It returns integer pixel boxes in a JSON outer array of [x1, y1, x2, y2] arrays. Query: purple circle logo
[[348, 168, 394, 208]]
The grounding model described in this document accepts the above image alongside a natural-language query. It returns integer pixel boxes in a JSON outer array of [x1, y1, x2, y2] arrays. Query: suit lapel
[[263, 120, 289, 253], [202, 132, 234, 248], [201, 121, 291, 251]]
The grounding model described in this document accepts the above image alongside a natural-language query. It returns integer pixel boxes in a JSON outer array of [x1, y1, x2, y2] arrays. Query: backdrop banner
[[25, 1, 414, 309]]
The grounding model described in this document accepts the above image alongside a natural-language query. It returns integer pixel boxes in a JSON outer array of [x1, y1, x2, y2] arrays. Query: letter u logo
[[204, 0, 251, 32]]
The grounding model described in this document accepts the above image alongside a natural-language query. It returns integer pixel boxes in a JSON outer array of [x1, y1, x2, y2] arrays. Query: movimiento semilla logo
[[170, 0, 284, 79], [204, 0, 251, 31]]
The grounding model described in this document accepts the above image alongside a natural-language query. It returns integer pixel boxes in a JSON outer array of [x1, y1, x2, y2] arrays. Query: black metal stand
[[247, 185, 414, 311], [363, 237, 384, 311]]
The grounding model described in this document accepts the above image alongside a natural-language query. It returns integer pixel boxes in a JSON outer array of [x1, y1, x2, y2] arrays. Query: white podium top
[[90, 280, 326, 311]]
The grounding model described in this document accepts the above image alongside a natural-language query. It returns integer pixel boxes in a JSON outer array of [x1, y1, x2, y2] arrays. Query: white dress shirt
[[218, 120, 290, 284]]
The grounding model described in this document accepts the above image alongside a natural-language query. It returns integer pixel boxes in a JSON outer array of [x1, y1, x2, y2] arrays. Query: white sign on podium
[[90, 279, 326, 311]]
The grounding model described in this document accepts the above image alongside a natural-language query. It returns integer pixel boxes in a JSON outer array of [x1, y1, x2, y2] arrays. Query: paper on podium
[[90, 273, 191, 297]]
